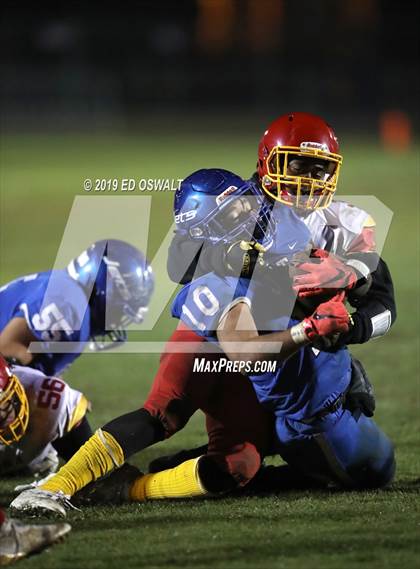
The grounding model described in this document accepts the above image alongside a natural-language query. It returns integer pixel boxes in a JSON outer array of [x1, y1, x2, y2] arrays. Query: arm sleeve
[[337, 256, 396, 345]]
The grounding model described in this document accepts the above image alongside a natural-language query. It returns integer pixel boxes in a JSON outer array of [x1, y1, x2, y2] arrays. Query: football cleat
[[0, 518, 71, 565], [73, 463, 142, 507], [9, 489, 78, 519], [14, 472, 57, 493]]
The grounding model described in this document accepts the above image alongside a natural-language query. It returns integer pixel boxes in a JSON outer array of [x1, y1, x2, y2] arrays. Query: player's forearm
[[218, 329, 306, 367], [0, 341, 33, 366], [0, 318, 37, 366], [217, 296, 350, 367]]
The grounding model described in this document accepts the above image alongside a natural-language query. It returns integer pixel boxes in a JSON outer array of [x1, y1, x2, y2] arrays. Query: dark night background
[[1, 0, 418, 137]]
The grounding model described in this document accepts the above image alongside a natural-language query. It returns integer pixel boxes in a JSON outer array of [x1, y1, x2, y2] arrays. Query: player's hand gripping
[[291, 292, 351, 344], [303, 292, 351, 339], [291, 249, 358, 298]]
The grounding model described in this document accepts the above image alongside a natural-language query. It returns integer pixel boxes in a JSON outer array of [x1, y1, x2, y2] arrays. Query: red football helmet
[[0, 356, 29, 445], [257, 112, 343, 210]]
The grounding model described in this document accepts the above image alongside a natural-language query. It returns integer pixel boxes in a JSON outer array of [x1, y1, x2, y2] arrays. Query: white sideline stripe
[[28, 340, 282, 354]]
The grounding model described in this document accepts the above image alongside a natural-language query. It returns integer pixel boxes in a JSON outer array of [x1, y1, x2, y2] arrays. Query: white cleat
[[9, 489, 78, 519], [0, 518, 71, 565], [14, 472, 57, 493]]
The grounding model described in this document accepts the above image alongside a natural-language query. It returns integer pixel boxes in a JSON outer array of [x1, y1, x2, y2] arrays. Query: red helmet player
[[0, 356, 29, 445], [257, 112, 343, 210]]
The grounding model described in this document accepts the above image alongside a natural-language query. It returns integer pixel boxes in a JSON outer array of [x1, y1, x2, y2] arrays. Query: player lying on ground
[[0, 356, 91, 477], [10, 173, 394, 516], [0, 507, 70, 565], [0, 240, 154, 376]]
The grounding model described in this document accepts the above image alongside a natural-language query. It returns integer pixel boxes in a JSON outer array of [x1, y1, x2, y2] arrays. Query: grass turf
[[0, 131, 419, 568]]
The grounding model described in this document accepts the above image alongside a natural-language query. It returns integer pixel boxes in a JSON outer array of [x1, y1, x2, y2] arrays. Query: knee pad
[[365, 455, 396, 489], [200, 443, 262, 492], [352, 445, 396, 489]]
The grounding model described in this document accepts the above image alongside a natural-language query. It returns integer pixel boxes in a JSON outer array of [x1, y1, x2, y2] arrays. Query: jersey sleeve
[[346, 215, 376, 253], [171, 274, 251, 338], [310, 201, 378, 256], [34, 375, 89, 439], [13, 366, 90, 451], [336, 201, 377, 254]]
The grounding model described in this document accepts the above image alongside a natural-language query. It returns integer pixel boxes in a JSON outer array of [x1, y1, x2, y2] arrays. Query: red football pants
[[143, 324, 272, 487]]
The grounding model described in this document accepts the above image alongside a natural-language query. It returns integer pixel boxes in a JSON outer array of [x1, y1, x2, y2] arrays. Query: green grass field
[[0, 130, 419, 568]]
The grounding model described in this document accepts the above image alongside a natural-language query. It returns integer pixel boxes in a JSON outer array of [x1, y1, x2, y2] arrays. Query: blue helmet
[[174, 169, 275, 246], [67, 239, 154, 349]]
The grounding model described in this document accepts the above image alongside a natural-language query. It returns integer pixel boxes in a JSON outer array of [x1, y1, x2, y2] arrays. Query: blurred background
[[0, 0, 418, 463], [1, 0, 418, 136]]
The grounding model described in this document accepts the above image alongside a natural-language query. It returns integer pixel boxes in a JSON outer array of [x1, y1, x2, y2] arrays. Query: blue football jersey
[[264, 204, 312, 264], [172, 274, 252, 338], [0, 270, 91, 375], [172, 270, 351, 421]]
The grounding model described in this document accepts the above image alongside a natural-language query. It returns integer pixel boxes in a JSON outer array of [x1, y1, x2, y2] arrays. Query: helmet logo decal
[[300, 141, 329, 152], [216, 185, 238, 205], [104, 257, 132, 301], [174, 210, 197, 224]]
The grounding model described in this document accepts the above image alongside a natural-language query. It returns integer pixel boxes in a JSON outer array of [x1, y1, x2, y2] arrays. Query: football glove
[[294, 293, 351, 342], [291, 249, 358, 298], [344, 357, 376, 418]]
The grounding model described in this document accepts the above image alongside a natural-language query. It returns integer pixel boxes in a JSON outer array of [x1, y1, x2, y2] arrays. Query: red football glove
[[292, 249, 357, 298], [301, 292, 350, 340]]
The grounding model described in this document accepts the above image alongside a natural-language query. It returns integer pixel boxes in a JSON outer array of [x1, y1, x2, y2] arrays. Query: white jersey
[[0, 366, 87, 476], [300, 200, 393, 338], [302, 200, 376, 256]]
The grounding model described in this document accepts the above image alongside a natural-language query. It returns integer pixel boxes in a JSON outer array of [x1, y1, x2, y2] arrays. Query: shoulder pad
[[327, 200, 374, 234]]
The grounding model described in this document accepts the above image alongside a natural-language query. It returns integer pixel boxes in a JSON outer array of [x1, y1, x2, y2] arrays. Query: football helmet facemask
[[174, 168, 275, 247], [257, 112, 343, 210], [0, 356, 29, 446]]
